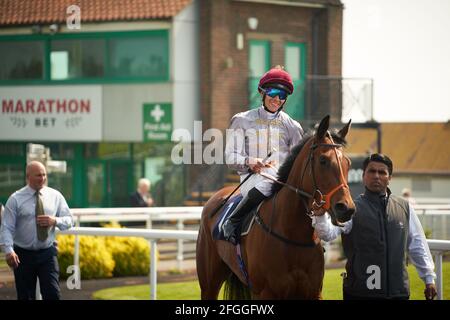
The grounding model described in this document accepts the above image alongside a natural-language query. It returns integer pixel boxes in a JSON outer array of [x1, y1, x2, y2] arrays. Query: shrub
[[57, 234, 115, 280], [102, 221, 158, 277], [56, 221, 159, 279]]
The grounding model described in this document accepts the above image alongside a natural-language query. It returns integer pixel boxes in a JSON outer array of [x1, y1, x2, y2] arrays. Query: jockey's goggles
[[261, 87, 288, 100]]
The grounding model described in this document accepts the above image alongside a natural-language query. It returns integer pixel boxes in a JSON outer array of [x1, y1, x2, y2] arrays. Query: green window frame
[[284, 42, 307, 120], [0, 30, 169, 85], [248, 40, 271, 109]]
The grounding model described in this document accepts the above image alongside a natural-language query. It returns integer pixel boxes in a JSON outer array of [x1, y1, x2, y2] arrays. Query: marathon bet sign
[[143, 103, 172, 142]]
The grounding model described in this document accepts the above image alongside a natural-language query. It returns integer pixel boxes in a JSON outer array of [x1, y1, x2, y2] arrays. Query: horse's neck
[[270, 186, 315, 243]]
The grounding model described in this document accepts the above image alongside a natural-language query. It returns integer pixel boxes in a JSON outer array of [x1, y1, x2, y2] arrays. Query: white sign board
[[0, 86, 102, 141]]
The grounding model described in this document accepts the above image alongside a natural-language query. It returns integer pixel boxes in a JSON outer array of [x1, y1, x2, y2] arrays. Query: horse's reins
[[304, 131, 349, 213], [259, 131, 349, 217], [253, 131, 349, 247]]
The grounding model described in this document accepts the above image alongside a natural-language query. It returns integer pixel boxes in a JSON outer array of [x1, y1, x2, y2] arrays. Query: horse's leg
[[196, 225, 230, 300], [260, 269, 315, 299], [252, 287, 275, 300]]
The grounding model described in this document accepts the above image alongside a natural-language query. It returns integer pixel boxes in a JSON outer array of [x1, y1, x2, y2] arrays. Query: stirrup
[[228, 234, 238, 245], [223, 220, 235, 237], [223, 221, 239, 245], [225, 228, 239, 245]]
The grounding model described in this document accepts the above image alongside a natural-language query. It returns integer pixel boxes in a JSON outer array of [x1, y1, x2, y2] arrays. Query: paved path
[[0, 258, 197, 300]]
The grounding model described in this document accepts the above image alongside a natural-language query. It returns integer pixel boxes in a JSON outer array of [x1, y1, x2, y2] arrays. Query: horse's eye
[[319, 155, 328, 166]]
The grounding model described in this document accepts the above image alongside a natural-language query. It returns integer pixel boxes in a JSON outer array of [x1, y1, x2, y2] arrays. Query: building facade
[[346, 122, 450, 199], [200, 0, 344, 131], [0, 0, 344, 207]]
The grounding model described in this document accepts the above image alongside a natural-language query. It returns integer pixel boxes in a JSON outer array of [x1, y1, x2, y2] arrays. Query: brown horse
[[196, 115, 355, 299]]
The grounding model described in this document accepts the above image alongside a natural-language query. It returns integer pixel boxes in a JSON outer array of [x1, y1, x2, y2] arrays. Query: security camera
[[49, 24, 59, 34]]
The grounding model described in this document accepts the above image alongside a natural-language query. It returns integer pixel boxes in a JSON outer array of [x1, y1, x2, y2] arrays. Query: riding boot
[[222, 188, 267, 245]]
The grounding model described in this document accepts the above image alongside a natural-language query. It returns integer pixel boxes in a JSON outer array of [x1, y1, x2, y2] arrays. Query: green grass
[[93, 262, 450, 300], [93, 280, 209, 300]]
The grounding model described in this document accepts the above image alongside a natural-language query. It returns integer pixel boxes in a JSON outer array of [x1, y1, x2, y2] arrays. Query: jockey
[[223, 66, 304, 245]]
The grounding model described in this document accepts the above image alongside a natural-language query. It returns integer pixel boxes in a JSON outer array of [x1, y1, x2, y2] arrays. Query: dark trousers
[[13, 245, 61, 300]]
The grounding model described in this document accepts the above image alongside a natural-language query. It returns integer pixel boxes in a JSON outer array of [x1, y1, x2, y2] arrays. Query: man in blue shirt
[[0, 161, 73, 300]]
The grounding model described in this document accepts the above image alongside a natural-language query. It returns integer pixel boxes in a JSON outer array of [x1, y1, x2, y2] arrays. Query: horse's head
[[300, 115, 355, 226]]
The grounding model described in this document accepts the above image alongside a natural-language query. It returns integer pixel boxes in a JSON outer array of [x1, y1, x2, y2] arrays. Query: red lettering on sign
[[37, 99, 46, 113], [26, 100, 35, 113], [2, 100, 14, 113], [15, 100, 24, 113], [57, 100, 66, 113], [80, 100, 90, 113], [68, 99, 78, 113], [1, 98, 93, 114], [46, 99, 55, 113]]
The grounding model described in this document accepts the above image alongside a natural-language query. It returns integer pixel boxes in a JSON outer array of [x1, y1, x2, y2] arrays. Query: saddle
[[212, 195, 259, 242]]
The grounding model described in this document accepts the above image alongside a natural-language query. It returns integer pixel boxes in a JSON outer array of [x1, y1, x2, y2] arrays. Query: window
[[84, 143, 131, 159], [284, 42, 307, 120], [51, 39, 105, 80], [108, 36, 168, 79], [0, 30, 169, 83], [285, 45, 301, 80], [87, 163, 104, 206], [43, 143, 76, 159], [248, 40, 270, 109], [0, 164, 25, 202], [0, 143, 25, 157], [249, 42, 269, 79], [0, 41, 44, 80], [47, 164, 73, 201]]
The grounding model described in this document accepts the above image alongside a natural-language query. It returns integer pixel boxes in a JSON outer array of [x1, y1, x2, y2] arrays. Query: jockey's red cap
[[258, 67, 294, 94]]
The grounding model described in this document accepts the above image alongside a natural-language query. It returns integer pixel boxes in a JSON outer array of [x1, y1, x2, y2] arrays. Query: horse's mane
[[271, 129, 347, 194]]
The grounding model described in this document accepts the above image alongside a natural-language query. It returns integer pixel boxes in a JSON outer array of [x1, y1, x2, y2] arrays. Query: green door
[[86, 160, 107, 207], [284, 42, 307, 120], [107, 160, 133, 207], [248, 40, 271, 109], [85, 159, 132, 207]]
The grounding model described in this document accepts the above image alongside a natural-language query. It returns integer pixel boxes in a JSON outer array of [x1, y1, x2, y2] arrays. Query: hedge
[[57, 221, 158, 279]]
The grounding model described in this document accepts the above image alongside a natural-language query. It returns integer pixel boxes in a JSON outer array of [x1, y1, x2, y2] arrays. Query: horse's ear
[[316, 115, 330, 140], [338, 119, 352, 139]]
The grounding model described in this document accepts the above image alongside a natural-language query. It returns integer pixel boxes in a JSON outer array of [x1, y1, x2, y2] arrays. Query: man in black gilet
[[313, 153, 437, 300]]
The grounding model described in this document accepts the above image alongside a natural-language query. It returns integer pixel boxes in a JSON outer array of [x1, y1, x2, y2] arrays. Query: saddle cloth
[[212, 194, 257, 241]]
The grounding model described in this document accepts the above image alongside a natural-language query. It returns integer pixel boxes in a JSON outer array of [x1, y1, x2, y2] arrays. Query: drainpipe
[[310, 9, 322, 125], [377, 123, 382, 153]]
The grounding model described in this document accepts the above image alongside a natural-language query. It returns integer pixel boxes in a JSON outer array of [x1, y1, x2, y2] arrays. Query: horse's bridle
[[259, 131, 349, 217]]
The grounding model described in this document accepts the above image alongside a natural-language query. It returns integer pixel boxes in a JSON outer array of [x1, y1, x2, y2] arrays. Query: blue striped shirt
[[0, 185, 73, 254]]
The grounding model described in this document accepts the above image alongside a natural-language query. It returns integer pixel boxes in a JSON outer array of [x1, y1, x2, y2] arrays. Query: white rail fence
[[71, 207, 203, 269], [57, 227, 450, 300], [428, 240, 450, 300], [414, 204, 450, 239], [4, 204, 448, 299], [58, 227, 197, 300], [53, 206, 450, 300], [70, 205, 450, 265]]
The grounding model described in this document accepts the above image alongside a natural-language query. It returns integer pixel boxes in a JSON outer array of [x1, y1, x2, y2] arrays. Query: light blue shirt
[[0, 185, 73, 254]]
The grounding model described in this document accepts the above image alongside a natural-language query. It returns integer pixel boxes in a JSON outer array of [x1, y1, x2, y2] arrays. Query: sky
[[342, 0, 450, 122]]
